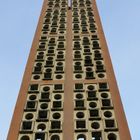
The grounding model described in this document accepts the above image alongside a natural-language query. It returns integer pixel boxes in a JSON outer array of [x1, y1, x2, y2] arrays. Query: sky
[[0, 0, 139, 139]]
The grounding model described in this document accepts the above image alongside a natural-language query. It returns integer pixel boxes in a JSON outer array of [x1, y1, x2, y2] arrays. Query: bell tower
[[7, 0, 131, 140]]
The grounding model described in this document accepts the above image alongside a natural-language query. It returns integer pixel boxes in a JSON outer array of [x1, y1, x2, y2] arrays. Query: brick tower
[[7, 0, 131, 140]]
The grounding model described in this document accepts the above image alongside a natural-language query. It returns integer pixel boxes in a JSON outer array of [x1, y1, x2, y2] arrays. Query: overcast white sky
[[0, 0, 139, 139]]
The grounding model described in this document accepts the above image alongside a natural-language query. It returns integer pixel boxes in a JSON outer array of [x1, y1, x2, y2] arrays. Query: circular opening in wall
[[51, 135, 60, 140], [40, 103, 48, 109], [37, 123, 46, 131], [77, 134, 86, 139], [43, 86, 50, 92], [87, 85, 95, 90], [53, 112, 61, 119], [29, 95, 36, 100], [42, 31, 47, 34], [101, 92, 108, 98], [96, 60, 102, 65], [51, 27, 57, 32], [83, 37, 89, 41], [38, 52, 44, 55], [89, 102, 97, 108], [104, 111, 112, 118], [74, 31, 79, 33], [56, 74, 63, 79], [76, 112, 84, 118], [57, 62, 63, 66], [50, 38, 55, 41], [108, 133, 117, 140], [75, 62, 81, 66], [20, 135, 30, 140], [40, 42, 46, 45], [98, 73, 105, 78], [54, 94, 62, 100], [33, 75, 40, 80], [84, 45, 89, 49], [36, 62, 42, 67], [58, 51, 64, 54], [59, 31, 64, 34], [47, 57, 53, 60], [91, 122, 100, 129], [86, 67, 92, 72], [45, 68, 52, 73], [76, 93, 83, 99], [25, 113, 33, 120], [75, 74, 82, 79], [74, 41, 80, 45]]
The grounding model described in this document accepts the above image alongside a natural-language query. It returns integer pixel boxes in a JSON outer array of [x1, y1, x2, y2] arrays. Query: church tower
[[7, 0, 131, 139]]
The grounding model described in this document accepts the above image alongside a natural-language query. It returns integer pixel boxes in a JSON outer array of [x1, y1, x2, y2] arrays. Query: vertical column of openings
[[18, 0, 67, 139], [72, 0, 120, 140], [72, 0, 106, 80]]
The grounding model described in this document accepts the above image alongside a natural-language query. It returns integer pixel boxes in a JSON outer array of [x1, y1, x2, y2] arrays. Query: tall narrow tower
[[8, 0, 131, 140]]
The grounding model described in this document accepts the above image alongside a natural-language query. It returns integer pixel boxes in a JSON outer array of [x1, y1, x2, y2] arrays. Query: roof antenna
[[68, 0, 71, 10]]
